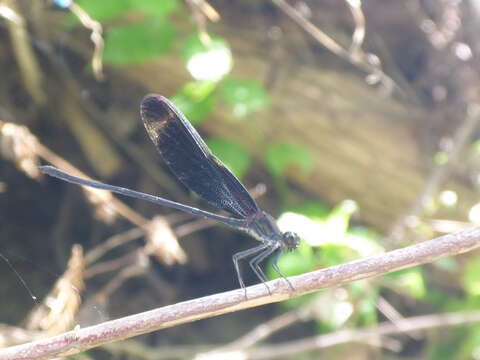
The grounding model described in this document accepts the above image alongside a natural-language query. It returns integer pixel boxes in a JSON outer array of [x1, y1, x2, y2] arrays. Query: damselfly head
[[282, 231, 300, 251]]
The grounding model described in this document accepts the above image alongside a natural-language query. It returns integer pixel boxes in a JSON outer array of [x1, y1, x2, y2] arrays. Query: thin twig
[[428, 219, 471, 233], [219, 309, 304, 350], [1, 0, 45, 104], [68, 1, 105, 81], [185, 0, 220, 46], [85, 227, 144, 265], [376, 296, 421, 340], [388, 104, 480, 243], [94, 254, 149, 304], [247, 310, 480, 359], [5, 308, 479, 359], [36, 142, 149, 227], [344, 0, 365, 56], [2, 225, 480, 359], [85, 251, 138, 279], [270, 0, 396, 93]]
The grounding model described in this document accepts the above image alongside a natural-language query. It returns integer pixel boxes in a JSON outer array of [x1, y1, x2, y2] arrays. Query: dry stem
[[1, 226, 480, 359]]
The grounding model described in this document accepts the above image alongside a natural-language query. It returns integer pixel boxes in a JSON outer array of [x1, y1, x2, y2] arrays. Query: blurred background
[[2, 0, 480, 358]]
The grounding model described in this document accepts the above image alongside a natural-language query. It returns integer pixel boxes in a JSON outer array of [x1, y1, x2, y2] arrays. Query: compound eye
[[283, 231, 300, 251]]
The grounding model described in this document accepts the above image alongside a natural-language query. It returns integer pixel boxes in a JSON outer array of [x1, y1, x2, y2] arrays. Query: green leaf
[[423, 287, 464, 309], [181, 34, 228, 62], [181, 34, 232, 81], [462, 258, 480, 296], [456, 327, 480, 360], [171, 81, 217, 125], [75, 0, 132, 21], [472, 139, 480, 155], [180, 81, 217, 100], [268, 240, 314, 280], [265, 143, 313, 177], [70, 0, 178, 25], [433, 257, 458, 272], [317, 243, 358, 267], [353, 284, 378, 326], [267, 241, 316, 310], [290, 202, 330, 220], [104, 19, 175, 65], [205, 139, 250, 179], [428, 328, 472, 360], [385, 267, 426, 299], [347, 226, 380, 244], [281, 292, 318, 310], [130, 0, 179, 18], [323, 200, 358, 240], [171, 94, 215, 125], [220, 79, 269, 117], [344, 226, 383, 257], [434, 151, 448, 165]]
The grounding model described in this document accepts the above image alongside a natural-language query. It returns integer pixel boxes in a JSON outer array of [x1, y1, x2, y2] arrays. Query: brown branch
[[1, 226, 480, 359]]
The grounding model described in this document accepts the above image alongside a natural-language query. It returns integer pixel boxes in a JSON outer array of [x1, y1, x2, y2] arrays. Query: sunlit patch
[[278, 212, 322, 246], [0, 121, 41, 179], [340, 199, 358, 214], [453, 42, 472, 61], [439, 190, 457, 207], [313, 289, 354, 327], [434, 151, 448, 165], [472, 346, 480, 360], [395, 269, 426, 298], [469, 203, 480, 223], [331, 300, 354, 326], [344, 231, 383, 257], [0, 4, 22, 23], [232, 103, 248, 118], [195, 350, 246, 360], [187, 47, 232, 81], [278, 202, 383, 257]]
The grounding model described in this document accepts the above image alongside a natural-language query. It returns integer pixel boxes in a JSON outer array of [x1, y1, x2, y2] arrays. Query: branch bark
[[2, 226, 480, 360]]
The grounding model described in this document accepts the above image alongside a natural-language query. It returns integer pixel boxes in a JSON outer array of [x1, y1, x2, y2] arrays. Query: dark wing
[[140, 94, 259, 219]]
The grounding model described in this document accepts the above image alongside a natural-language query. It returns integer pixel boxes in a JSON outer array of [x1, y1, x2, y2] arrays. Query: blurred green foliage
[[206, 139, 251, 179], [180, 34, 230, 64], [220, 79, 270, 117], [266, 143, 313, 177], [75, 0, 178, 21], [133, 0, 179, 18], [385, 267, 426, 299], [462, 259, 480, 297], [103, 19, 175, 65], [171, 81, 217, 125], [269, 200, 383, 326], [61, 2, 480, 357], [181, 34, 233, 81], [74, 0, 132, 21]]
